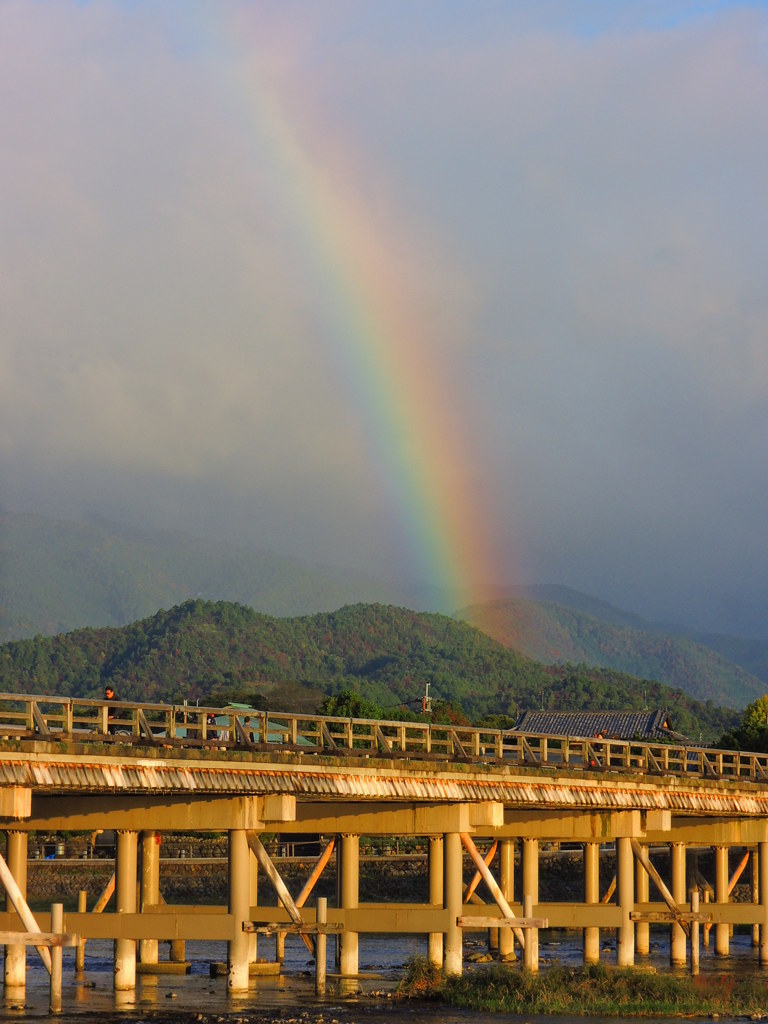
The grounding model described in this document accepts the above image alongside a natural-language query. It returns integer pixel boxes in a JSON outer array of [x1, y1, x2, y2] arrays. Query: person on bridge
[[105, 686, 120, 734], [206, 713, 218, 742]]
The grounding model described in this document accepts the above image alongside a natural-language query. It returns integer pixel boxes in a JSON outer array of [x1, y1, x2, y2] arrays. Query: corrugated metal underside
[[2, 755, 768, 815]]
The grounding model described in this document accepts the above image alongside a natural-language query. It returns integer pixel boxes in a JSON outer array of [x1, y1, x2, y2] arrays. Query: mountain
[[458, 596, 764, 709], [0, 599, 737, 741], [691, 633, 768, 683], [0, 511, 409, 642]]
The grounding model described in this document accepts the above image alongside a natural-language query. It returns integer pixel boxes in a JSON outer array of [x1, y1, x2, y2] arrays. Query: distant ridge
[[2, 511, 766, 710], [0, 511, 408, 641], [458, 594, 765, 708], [0, 599, 738, 742]]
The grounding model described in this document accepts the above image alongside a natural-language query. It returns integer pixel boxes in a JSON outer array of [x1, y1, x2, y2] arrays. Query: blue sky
[[2, 1, 768, 635]]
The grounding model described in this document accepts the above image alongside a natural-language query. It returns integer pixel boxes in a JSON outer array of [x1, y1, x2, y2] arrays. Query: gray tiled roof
[[513, 709, 679, 740]]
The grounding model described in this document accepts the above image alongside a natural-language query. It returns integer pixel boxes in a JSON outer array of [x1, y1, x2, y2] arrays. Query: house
[[512, 708, 686, 742]]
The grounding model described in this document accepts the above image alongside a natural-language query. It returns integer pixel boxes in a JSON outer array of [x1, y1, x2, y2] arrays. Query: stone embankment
[[25, 842, 753, 910]]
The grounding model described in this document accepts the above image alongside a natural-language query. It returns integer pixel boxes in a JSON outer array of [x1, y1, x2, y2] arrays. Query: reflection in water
[[3, 984, 26, 1014], [0, 931, 765, 1021]]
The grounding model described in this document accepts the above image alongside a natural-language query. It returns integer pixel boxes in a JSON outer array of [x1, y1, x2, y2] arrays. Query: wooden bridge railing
[[0, 692, 764, 783]]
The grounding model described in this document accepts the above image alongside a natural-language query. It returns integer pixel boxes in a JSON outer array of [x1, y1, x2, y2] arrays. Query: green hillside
[[458, 597, 763, 708], [0, 511, 406, 641], [0, 600, 737, 741]]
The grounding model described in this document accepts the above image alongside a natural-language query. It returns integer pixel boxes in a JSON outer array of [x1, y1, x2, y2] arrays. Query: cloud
[[2, 1, 768, 631]]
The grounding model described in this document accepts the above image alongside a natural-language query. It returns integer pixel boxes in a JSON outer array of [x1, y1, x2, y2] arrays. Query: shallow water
[[2, 930, 764, 1023]]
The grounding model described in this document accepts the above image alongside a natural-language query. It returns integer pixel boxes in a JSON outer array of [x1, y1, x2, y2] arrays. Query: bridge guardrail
[[0, 692, 764, 784]]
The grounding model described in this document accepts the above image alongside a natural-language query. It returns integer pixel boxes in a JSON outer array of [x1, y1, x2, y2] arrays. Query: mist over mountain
[[0, 511, 408, 642], [2, 512, 765, 716], [458, 594, 767, 709]]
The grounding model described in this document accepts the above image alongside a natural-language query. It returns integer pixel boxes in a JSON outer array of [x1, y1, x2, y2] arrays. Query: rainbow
[[215, 16, 505, 605]]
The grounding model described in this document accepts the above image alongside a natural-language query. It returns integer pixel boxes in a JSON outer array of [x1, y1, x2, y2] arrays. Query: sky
[[2, 1, 768, 636]]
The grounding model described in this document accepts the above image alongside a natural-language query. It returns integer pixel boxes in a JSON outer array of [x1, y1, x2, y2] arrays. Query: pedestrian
[[206, 713, 218, 742], [590, 730, 604, 768], [104, 685, 119, 735]]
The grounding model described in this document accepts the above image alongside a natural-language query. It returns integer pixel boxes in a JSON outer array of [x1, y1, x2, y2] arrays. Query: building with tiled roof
[[513, 709, 686, 741]]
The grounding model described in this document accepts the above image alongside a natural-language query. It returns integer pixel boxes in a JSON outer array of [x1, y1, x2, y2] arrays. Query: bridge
[[1, 692, 768, 1001]]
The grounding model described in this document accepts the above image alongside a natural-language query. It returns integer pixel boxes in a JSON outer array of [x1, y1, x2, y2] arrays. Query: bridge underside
[[3, 740, 768, 996]]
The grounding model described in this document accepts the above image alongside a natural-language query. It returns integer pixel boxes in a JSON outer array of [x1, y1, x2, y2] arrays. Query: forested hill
[[458, 597, 764, 709], [0, 600, 737, 741]]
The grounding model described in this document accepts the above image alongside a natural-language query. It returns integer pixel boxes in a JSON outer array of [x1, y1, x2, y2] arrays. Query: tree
[[320, 689, 384, 720], [718, 694, 768, 752]]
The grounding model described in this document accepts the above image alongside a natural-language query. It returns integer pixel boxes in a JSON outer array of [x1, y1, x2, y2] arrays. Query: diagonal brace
[[460, 833, 526, 948], [246, 832, 314, 955], [631, 838, 690, 938], [0, 850, 52, 973]]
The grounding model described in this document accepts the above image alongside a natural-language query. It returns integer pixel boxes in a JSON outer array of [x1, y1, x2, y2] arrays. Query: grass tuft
[[398, 960, 768, 1016]]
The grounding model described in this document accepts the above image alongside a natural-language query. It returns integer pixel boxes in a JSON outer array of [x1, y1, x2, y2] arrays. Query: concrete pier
[[616, 837, 634, 967], [227, 829, 250, 993], [583, 841, 600, 963], [4, 831, 27, 989], [115, 830, 138, 991]]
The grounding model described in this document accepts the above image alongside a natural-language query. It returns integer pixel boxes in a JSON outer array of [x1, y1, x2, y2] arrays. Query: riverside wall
[[24, 846, 754, 910]]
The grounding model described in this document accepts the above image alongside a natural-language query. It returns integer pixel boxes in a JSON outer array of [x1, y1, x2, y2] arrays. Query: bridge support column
[[670, 842, 687, 966], [759, 842, 768, 966], [444, 832, 463, 975], [522, 838, 538, 915], [139, 831, 160, 965], [752, 847, 760, 948], [635, 848, 649, 956], [4, 830, 28, 989], [428, 836, 444, 968], [583, 842, 600, 964], [340, 834, 359, 977], [715, 845, 729, 956], [616, 837, 634, 967], [498, 839, 515, 961], [228, 829, 250, 992], [115, 829, 138, 991], [249, 844, 259, 964]]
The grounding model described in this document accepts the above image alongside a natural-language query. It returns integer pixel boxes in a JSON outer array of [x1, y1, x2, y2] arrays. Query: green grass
[[398, 958, 768, 1016]]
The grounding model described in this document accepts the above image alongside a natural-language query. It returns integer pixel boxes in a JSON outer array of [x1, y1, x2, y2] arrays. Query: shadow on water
[[2, 931, 764, 1023]]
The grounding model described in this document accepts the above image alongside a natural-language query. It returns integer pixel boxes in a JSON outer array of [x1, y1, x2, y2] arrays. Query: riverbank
[[31, 847, 751, 908], [397, 957, 768, 1017]]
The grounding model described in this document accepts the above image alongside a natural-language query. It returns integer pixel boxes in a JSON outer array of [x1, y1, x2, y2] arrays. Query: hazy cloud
[[2, 1, 768, 634]]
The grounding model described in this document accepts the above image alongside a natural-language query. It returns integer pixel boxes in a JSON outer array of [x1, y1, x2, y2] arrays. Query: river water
[[2, 929, 764, 1024]]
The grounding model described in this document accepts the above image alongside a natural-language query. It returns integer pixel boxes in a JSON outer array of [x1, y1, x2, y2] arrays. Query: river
[[2, 929, 763, 1024]]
